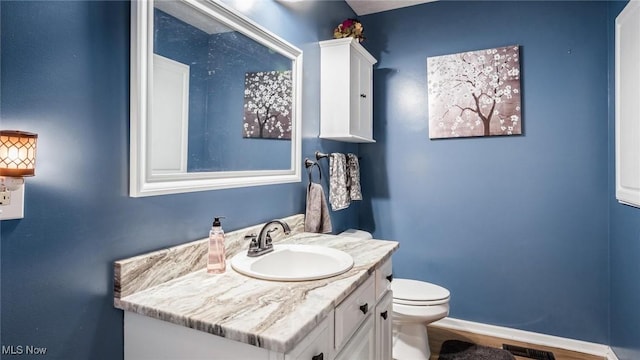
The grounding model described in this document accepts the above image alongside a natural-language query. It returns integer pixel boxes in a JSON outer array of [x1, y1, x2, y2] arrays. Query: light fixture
[[0, 130, 38, 220]]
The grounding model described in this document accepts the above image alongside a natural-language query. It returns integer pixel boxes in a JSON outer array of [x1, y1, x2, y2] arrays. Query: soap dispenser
[[207, 217, 226, 274]]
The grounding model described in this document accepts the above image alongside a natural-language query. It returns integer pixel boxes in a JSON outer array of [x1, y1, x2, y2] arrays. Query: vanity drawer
[[285, 311, 333, 360], [375, 258, 393, 301], [334, 275, 375, 350]]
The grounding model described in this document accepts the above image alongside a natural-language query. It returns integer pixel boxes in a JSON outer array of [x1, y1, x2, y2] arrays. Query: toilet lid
[[391, 279, 450, 303]]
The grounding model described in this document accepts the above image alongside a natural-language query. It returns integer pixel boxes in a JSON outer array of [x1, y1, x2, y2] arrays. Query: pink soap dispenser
[[207, 216, 226, 274]]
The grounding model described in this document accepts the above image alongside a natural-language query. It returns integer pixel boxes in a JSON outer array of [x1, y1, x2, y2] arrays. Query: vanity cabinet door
[[285, 312, 334, 360], [334, 314, 375, 360], [375, 291, 393, 360]]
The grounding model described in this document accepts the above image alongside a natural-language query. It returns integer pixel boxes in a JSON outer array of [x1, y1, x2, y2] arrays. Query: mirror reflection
[[151, 1, 293, 174]]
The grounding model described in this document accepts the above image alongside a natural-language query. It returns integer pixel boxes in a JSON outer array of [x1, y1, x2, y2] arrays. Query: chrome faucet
[[246, 219, 291, 257]]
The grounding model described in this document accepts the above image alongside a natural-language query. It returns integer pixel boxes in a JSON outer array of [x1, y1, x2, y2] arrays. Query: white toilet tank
[[339, 229, 373, 239]]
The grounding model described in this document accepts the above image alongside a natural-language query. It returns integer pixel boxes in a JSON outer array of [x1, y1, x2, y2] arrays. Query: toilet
[[339, 229, 451, 360], [391, 278, 450, 359]]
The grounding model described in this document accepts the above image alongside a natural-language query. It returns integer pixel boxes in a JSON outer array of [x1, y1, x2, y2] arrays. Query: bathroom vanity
[[114, 215, 398, 360]]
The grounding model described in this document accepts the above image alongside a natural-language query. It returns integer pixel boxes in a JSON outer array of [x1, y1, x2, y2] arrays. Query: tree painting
[[243, 70, 292, 140], [427, 45, 522, 139]]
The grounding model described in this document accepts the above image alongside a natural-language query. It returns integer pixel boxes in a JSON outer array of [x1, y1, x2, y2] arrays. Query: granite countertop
[[114, 231, 398, 354]]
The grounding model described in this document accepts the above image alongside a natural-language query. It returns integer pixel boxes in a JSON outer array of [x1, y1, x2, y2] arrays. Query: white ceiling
[[344, 0, 437, 15]]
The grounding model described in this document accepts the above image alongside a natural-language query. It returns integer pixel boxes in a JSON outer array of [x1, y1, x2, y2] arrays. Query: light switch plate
[[0, 185, 24, 220]]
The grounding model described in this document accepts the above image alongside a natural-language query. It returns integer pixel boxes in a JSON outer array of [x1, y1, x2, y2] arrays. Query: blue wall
[[0, 1, 359, 358], [361, 1, 610, 343], [608, 1, 640, 359]]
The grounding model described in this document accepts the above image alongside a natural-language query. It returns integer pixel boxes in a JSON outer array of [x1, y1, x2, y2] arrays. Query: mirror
[[130, 0, 302, 197]]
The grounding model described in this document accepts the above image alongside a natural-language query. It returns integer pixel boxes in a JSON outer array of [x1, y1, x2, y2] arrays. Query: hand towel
[[329, 153, 350, 211], [305, 182, 332, 233], [346, 153, 362, 201]]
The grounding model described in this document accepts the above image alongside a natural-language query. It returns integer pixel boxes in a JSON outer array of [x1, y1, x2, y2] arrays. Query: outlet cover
[[0, 185, 24, 220], [0, 191, 10, 205]]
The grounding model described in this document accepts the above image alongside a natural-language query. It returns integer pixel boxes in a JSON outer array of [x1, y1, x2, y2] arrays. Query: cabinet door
[[357, 52, 373, 140], [375, 292, 393, 360], [349, 52, 373, 140], [335, 314, 375, 360], [349, 53, 364, 138], [285, 313, 333, 360]]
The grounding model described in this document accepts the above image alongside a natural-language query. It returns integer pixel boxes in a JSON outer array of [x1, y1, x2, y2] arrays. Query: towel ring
[[305, 159, 322, 184]]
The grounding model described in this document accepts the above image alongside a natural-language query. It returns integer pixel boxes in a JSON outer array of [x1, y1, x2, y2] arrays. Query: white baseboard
[[605, 347, 621, 360], [432, 317, 619, 360]]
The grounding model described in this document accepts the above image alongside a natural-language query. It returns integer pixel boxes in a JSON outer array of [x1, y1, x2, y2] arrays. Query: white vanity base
[[125, 312, 279, 360], [115, 230, 398, 360], [123, 276, 393, 360]]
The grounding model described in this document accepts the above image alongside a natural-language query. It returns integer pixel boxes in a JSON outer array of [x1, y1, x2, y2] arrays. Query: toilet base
[[392, 323, 430, 360]]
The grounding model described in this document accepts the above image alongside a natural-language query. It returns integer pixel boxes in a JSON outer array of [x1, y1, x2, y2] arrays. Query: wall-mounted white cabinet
[[616, 0, 640, 208], [319, 38, 377, 143]]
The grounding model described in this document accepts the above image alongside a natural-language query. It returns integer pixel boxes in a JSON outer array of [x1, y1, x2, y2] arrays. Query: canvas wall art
[[243, 70, 293, 140], [427, 45, 522, 139]]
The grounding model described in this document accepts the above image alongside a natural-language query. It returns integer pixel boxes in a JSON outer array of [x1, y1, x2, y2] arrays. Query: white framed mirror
[[130, 0, 303, 197]]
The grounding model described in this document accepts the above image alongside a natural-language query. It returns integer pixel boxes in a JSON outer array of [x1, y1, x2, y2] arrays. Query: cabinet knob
[[312, 353, 324, 360], [386, 274, 393, 282], [359, 303, 369, 314], [360, 93, 367, 98], [381, 310, 388, 320]]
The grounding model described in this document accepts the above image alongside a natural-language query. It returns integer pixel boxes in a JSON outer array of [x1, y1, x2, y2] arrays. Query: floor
[[426, 324, 606, 360]]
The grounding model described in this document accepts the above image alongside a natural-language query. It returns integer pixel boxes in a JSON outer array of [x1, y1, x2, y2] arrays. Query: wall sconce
[[0, 130, 38, 220]]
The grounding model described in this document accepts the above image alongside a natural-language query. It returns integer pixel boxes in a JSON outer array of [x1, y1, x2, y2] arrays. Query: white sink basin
[[230, 244, 354, 281]]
